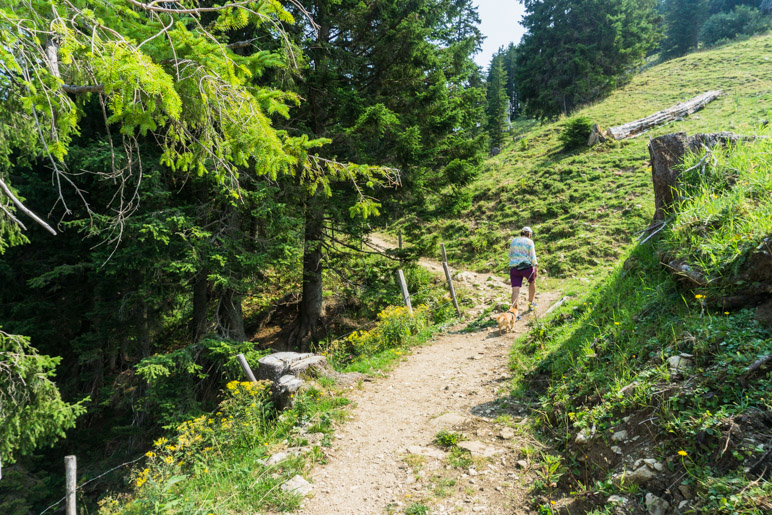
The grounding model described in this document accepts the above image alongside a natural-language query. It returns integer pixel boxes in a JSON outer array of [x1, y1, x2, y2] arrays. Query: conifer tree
[[486, 53, 509, 149], [516, 0, 661, 118], [280, 0, 486, 347], [661, 0, 710, 58], [501, 43, 521, 120]]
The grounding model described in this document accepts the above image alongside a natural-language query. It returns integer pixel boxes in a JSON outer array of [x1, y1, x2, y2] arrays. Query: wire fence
[[39, 454, 144, 515]]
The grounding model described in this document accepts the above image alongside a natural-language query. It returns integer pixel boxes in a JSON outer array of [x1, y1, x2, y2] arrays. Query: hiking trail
[[293, 234, 563, 514]]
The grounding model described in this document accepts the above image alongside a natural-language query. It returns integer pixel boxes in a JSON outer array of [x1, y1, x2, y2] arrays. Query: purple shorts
[[510, 266, 537, 287]]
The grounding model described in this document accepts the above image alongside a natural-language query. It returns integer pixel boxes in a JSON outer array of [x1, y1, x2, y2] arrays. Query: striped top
[[509, 236, 537, 268]]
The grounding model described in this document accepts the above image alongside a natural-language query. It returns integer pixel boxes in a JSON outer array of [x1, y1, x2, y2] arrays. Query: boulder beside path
[[257, 352, 331, 409]]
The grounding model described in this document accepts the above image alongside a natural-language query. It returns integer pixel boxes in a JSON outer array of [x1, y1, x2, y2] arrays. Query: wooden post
[[236, 353, 257, 382], [396, 269, 413, 316], [65, 455, 76, 515], [440, 243, 448, 264], [442, 262, 461, 317], [398, 229, 402, 250]]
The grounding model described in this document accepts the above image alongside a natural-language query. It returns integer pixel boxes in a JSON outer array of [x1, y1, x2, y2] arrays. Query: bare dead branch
[[0, 178, 57, 235]]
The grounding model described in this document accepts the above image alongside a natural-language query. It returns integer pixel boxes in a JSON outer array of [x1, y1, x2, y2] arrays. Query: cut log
[[607, 91, 722, 140]]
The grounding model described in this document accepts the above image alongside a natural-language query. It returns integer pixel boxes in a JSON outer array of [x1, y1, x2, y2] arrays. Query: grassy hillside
[[407, 34, 772, 278], [509, 135, 772, 513]]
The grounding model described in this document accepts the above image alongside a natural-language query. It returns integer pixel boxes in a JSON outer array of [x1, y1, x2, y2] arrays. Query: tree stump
[[648, 131, 745, 222]]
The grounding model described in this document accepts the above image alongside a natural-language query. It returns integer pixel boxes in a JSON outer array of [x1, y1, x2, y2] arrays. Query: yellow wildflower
[[145, 451, 156, 458], [678, 450, 688, 457]]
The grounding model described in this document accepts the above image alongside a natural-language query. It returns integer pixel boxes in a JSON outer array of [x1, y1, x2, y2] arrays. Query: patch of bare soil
[[292, 235, 562, 514]]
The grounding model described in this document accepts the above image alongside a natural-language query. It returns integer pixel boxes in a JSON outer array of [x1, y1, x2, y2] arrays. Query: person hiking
[[508, 226, 538, 318]]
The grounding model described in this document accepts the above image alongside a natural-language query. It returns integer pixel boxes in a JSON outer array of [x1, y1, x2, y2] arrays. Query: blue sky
[[473, 0, 526, 68]]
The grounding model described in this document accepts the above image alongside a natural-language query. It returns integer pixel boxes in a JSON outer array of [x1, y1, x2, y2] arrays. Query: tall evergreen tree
[[516, 0, 662, 118], [501, 43, 521, 120], [280, 0, 486, 347], [661, 0, 710, 58], [486, 53, 509, 149]]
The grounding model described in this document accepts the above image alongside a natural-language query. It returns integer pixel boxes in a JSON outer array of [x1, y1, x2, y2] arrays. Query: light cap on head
[[521, 226, 533, 235]]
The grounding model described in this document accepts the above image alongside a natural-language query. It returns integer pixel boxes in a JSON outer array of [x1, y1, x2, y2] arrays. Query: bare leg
[[511, 286, 521, 310], [528, 280, 536, 303]]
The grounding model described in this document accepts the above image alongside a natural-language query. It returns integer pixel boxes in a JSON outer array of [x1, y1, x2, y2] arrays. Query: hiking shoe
[[528, 302, 537, 311], [516, 315, 522, 321]]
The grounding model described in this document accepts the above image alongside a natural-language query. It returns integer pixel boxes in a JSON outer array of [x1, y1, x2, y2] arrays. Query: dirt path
[[296, 236, 561, 514]]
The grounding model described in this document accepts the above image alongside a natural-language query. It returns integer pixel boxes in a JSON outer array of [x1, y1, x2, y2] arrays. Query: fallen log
[[588, 91, 722, 145]]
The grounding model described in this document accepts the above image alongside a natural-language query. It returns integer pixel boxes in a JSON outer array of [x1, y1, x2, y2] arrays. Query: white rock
[[575, 425, 596, 445], [431, 412, 470, 429], [608, 495, 628, 504], [458, 441, 500, 458], [281, 475, 312, 496], [635, 458, 664, 472], [611, 446, 623, 455], [645, 492, 670, 515], [266, 451, 289, 466], [499, 428, 516, 440], [668, 354, 694, 374], [612, 430, 628, 442], [625, 459, 663, 484]]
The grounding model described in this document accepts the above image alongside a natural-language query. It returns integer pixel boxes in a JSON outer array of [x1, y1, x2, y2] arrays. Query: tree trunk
[[216, 288, 247, 342], [191, 270, 210, 342], [288, 195, 325, 351]]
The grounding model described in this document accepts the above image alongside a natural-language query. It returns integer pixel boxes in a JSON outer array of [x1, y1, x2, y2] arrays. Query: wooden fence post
[[65, 455, 76, 515], [396, 269, 413, 316], [236, 353, 257, 382], [440, 243, 448, 264], [398, 229, 402, 250], [442, 262, 461, 317]]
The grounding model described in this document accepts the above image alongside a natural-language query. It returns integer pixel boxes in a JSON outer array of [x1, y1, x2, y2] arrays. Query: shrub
[[559, 116, 594, 150], [325, 305, 431, 364], [434, 430, 464, 449], [700, 6, 771, 47]]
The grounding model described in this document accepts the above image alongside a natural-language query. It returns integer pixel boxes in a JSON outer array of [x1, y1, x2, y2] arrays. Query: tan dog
[[496, 306, 519, 334]]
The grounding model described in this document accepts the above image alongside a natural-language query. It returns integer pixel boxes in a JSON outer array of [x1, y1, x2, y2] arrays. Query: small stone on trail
[[281, 475, 312, 496], [458, 440, 500, 458], [611, 446, 623, 455], [515, 460, 528, 469], [431, 412, 469, 429], [406, 445, 446, 459], [499, 428, 515, 440], [608, 495, 628, 504]]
